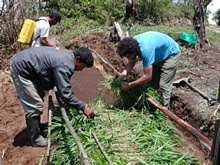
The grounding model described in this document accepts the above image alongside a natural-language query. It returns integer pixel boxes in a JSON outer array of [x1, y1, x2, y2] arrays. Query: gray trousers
[[149, 52, 181, 107], [10, 66, 44, 118]]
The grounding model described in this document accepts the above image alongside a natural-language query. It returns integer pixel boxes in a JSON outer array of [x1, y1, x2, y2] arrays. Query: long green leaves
[[101, 78, 161, 110], [43, 78, 200, 164]]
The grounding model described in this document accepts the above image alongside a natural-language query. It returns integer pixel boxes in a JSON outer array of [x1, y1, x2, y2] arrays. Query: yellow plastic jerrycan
[[17, 19, 36, 44]]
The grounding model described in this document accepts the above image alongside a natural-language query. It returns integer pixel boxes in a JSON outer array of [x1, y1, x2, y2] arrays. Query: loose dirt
[[0, 32, 219, 165]]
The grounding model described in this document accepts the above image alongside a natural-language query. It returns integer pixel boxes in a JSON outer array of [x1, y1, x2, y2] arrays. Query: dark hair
[[73, 47, 94, 67], [117, 37, 140, 57], [49, 11, 62, 22]]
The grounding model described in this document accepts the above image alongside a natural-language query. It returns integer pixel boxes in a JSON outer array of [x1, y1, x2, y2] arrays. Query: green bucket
[[179, 32, 197, 45]]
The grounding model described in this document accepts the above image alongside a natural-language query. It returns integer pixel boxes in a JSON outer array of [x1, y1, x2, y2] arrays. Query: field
[[0, 25, 220, 164]]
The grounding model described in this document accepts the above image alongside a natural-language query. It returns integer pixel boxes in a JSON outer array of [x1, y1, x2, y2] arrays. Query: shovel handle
[[89, 47, 121, 76]]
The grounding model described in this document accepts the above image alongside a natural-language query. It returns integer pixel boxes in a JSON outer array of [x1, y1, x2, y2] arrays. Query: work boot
[[36, 116, 48, 137], [31, 131, 48, 147], [40, 122, 48, 137], [26, 116, 48, 147]]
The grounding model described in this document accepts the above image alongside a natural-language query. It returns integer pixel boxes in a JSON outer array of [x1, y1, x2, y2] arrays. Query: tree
[[192, 0, 211, 50], [213, 9, 220, 26]]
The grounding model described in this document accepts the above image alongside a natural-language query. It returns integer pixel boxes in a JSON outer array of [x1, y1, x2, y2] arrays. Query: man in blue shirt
[[117, 31, 180, 108]]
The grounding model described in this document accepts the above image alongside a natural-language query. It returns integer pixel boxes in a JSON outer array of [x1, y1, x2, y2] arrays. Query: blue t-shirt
[[133, 31, 180, 67]]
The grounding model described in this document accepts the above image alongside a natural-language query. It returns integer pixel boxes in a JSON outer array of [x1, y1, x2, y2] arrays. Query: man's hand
[[83, 107, 95, 118], [120, 82, 130, 91], [117, 70, 127, 80]]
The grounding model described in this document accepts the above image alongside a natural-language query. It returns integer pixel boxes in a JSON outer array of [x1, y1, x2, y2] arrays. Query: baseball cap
[[49, 11, 62, 22]]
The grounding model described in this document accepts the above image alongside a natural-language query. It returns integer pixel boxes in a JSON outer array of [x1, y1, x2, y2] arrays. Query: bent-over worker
[[117, 31, 181, 108], [10, 46, 95, 147]]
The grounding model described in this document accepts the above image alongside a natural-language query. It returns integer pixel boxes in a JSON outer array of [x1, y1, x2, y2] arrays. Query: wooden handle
[[90, 47, 121, 75], [92, 132, 113, 165], [148, 97, 212, 151], [54, 89, 91, 165]]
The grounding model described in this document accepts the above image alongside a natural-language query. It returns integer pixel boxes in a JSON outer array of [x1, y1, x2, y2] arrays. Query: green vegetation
[[102, 78, 161, 110], [40, 79, 199, 165], [48, 107, 198, 164], [46, 0, 189, 25], [213, 9, 220, 26], [2, 1, 220, 164], [53, 16, 220, 49]]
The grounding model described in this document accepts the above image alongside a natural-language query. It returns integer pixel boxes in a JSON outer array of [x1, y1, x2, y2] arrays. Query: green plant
[[47, 99, 199, 164], [213, 9, 220, 25], [101, 78, 161, 110]]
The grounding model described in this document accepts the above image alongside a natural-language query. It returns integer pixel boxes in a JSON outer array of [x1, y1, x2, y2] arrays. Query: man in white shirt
[[31, 11, 62, 47]]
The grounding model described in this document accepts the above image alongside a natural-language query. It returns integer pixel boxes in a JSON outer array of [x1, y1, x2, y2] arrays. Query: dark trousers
[[120, 2, 137, 24]]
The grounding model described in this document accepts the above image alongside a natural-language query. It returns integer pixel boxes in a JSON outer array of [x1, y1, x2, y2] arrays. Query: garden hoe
[[173, 77, 218, 106]]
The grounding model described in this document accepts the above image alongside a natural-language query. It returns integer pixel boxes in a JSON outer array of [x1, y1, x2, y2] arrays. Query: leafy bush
[[213, 9, 220, 25], [46, 0, 184, 25], [46, 0, 124, 25], [0, 1, 37, 69]]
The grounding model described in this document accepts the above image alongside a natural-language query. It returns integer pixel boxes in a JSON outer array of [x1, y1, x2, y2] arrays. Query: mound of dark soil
[[171, 50, 220, 139]]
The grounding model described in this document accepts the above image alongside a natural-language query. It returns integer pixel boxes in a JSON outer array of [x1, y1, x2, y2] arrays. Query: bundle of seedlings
[[101, 78, 161, 111]]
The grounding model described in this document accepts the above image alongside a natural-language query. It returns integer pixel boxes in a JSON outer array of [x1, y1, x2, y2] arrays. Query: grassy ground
[[52, 17, 220, 48], [43, 81, 200, 165], [47, 98, 199, 165]]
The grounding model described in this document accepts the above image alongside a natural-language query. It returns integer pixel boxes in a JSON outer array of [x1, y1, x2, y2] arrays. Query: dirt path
[[0, 71, 47, 165], [206, 25, 220, 33]]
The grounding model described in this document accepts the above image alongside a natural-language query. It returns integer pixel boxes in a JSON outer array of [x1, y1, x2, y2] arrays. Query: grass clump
[[102, 78, 161, 110]]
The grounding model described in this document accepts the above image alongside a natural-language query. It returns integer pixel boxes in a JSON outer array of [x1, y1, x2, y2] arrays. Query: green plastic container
[[179, 32, 197, 45]]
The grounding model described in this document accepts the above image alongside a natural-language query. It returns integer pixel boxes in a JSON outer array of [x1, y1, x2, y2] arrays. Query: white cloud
[[0, 0, 7, 11]]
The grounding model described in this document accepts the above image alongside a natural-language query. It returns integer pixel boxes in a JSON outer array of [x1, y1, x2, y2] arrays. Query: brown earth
[[0, 32, 220, 165]]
